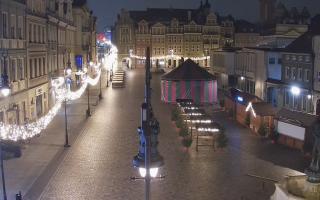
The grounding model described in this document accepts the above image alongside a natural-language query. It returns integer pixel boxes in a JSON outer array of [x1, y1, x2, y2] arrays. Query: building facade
[[114, 1, 234, 68], [0, 0, 97, 124], [0, 0, 28, 124], [73, 0, 97, 71]]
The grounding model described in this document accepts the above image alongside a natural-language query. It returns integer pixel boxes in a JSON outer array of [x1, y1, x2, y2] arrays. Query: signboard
[[277, 121, 305, 141], [75, 55, 83, 70]]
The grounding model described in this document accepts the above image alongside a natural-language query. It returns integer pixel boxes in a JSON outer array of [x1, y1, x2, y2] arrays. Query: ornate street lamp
[[132, 47, 164, 200], [64, 50, 72, 148]]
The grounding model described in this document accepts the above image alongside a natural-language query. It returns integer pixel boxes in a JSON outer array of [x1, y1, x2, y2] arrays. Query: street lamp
[[99, 63, 103, 100], [291, 86, 301, 96], [133, 47, 164, 200], [0, 52, 10, 200], [63, 51, 72, 148]]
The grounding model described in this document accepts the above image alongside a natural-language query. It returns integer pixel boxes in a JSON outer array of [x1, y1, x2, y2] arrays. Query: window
[[10, 59, 16, 82], [285, 91, 289, 105], [269, 57, 275, 64], [305, 69, 310, 82], [2, 12, 8, 38], [306, 56, 311, 62], [29, 59, 33, 78], [18, 59, 23, 80], [278, 58, 282, 64], [291, 67, 296, 80], [17, 16, 23, 39], [285, 67, 290, 78], [43, 58, 46, 75], [10, 15, 16, 39], [29, 24, 32, 42], [298, 68, 302, 80]]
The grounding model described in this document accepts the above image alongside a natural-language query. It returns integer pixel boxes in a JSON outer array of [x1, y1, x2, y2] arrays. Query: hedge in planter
[[175, 116, 184, 129], [179, 124, 189, 137], [217, 132, 228, 148], [182, 137, 193, 148], [258, 123, 268, 137], [171, 107, 180, 121]]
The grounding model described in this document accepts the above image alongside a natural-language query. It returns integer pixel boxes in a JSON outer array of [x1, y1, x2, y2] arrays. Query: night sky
[[87, 0, 320, 32]]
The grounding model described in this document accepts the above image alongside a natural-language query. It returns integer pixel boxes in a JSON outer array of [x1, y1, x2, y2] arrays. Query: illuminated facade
[[114, 0, 234, 68]]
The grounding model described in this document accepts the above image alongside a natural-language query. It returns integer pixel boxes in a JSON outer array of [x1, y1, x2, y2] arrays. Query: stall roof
[[161, 59, 216, 81], [251, 102, 278, 116], [275, 108, 318, 127]]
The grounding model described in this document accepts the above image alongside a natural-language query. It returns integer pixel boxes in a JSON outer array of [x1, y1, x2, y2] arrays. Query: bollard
[[16, 191, 22, 200]]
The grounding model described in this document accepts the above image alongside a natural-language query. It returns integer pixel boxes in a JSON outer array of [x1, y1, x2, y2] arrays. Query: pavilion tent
[[161, 59, 217, 104]]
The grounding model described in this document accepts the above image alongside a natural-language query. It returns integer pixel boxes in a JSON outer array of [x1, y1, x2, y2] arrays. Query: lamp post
[[99, 63, 102, 100], [0, 51, 10, 200], [133, 47, 164, 200], [64, 51, 72, 148], [86, 84, 91, 117]]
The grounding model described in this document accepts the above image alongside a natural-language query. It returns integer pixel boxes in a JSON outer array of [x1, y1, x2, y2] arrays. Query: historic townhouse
[[114, 0, 234, 68], [47, 0, 76, 107], [73, 0, 97, 70], [26, 0, 49, 121], [0, 0, 28, 124]]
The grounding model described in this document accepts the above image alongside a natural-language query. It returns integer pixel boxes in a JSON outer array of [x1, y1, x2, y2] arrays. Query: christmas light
[[130, 52, 210, 61], [0, 62, 103, 141]]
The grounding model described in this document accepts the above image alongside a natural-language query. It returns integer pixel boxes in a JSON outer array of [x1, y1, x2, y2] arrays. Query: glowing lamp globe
[[291, 86, 301, 96], [1, 87, 10, 97], [138, 167, 159, 178]]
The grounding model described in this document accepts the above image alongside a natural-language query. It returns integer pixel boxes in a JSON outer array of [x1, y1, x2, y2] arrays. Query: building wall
[[0, 0, 28, 124], [281, 52, 313, 113], [115, 8, 233, 68]]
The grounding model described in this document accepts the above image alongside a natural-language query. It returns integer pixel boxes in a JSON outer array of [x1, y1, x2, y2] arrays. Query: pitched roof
[[161, 59, 215, 81], [129, 8, 197, 25], [283, 31, 315, 54], [251, 102, 278, 116], [275, 108, 318, 127]]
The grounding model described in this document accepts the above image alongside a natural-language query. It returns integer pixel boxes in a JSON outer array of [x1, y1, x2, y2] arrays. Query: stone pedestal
[[271, 175, 320, 200]]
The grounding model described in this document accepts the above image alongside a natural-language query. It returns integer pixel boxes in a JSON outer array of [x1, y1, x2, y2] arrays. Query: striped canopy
[[161, 80, 217, 103]]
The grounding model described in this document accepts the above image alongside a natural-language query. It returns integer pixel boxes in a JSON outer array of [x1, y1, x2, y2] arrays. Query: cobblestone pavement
[[38, 68, 304, 200], [4, 82, 102, 200]]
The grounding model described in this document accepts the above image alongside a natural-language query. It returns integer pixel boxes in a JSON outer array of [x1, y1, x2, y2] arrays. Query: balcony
[[29, 75, 48, 88], [0, 39, 26, 49]]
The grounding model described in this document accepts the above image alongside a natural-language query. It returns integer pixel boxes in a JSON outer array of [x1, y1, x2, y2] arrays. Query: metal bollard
[[16, 191, 22, 200]]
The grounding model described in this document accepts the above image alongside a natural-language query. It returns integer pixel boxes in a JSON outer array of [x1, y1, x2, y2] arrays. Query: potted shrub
[[179, 124, 189, 137], [175, 116, 184, 129], [182, 136, 193, 148], [258, 123, 268, 138], [217, 132, 228, 149], [171, 107, 180, 121]]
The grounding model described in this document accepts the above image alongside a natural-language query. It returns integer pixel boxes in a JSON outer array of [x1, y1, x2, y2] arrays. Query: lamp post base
[[86, 109, 91, 117], [99, 93, 103, 100], [64, 144, 71, 148]]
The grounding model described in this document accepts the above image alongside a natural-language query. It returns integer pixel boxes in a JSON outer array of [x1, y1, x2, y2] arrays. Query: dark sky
[[87, 0, 320, 32]]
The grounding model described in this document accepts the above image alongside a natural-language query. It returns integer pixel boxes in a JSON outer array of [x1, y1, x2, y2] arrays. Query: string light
[[245, 102, 256, 118], [130, 52, 210, 61], [0, 63, 108, 141]]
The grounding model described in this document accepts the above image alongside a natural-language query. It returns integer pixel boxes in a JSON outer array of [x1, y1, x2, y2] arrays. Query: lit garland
[[0, 63, 106, 141], [197, 127, 219, 133], [245, 102, 256, 118], [130, 52, 210, 61]]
